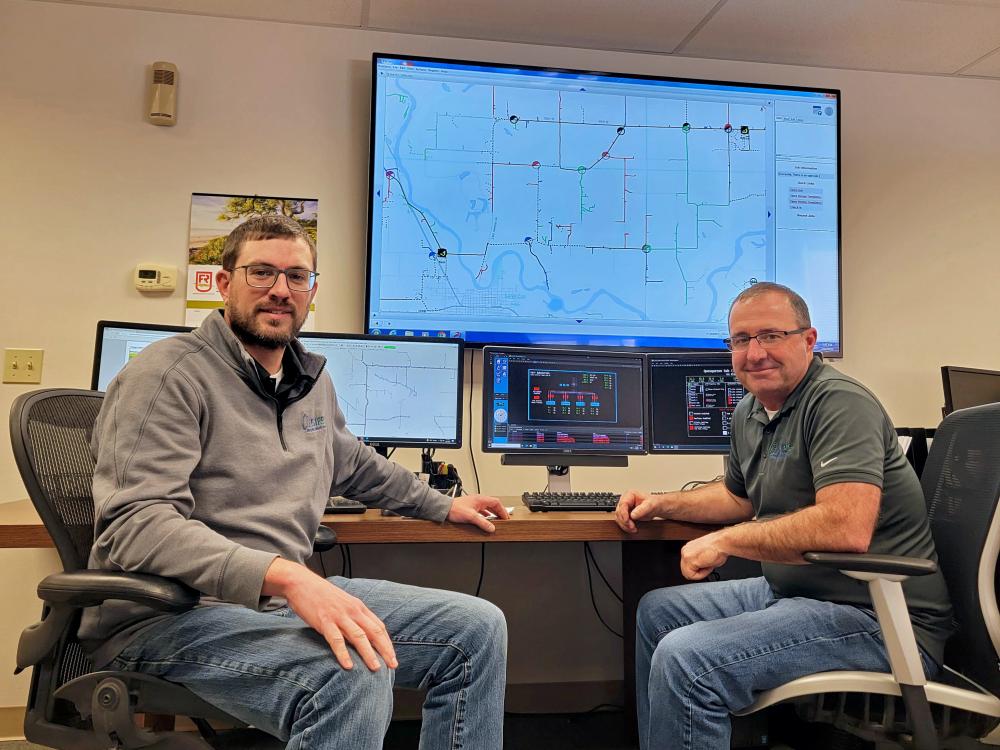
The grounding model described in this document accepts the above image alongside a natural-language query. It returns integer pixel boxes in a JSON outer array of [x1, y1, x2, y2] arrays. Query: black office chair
[[736, 402, 1000, 749], [896, 426, 937, 480], [11, 388, 336, 749]]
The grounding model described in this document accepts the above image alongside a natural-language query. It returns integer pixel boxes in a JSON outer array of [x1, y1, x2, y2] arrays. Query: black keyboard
[[522, 491, 620, 512], [324, 497, 367, 514]]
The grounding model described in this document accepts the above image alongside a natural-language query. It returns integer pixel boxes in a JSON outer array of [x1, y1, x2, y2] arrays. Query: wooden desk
[[0, 499, 53, 548], [323, 500, 709, 544], [1, 496, 710, 548], [0, 496, 712, 734]]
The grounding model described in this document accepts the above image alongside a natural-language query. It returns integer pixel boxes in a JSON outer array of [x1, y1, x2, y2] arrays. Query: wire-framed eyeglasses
[[232, 264, 318, 292], [724, 327, 808, 352]]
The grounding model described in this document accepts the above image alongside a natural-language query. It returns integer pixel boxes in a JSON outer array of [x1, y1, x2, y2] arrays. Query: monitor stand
[[501, 454, 629, 493]]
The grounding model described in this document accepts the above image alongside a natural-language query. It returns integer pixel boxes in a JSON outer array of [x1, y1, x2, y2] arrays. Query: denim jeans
[[635, 576, 938, 750], [111, 576, 507, 749]]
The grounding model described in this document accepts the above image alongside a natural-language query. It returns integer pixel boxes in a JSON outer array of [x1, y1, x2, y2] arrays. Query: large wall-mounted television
[[366, 54, 842, 355]]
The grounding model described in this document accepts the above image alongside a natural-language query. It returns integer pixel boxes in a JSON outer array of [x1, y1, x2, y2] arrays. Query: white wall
[[1, 0, 998, 709]]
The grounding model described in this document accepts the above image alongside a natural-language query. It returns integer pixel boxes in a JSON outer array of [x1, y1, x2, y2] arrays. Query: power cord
[[584, 542, 622, 602], [583, 544, 623, 639], [468, 348, 482, 494], [455, 483, 488, 597], [474, 543, 486, 597], [680, 475, 725, 491]]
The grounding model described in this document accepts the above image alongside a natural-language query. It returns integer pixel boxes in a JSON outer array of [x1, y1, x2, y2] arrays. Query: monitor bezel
[[297, 330, 465, 450], [365, 52, 844, 356], [480, 344, 648, 456], [92, 320, 193, 391], [941, 365, 1000, 416], [647, 351, 742, 455]]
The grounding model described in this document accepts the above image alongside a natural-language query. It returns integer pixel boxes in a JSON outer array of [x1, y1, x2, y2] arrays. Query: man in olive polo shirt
[[615, 282, 952, 750]]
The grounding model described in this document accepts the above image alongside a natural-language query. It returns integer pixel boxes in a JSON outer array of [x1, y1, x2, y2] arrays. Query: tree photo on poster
[[186, 192, 318, 326]]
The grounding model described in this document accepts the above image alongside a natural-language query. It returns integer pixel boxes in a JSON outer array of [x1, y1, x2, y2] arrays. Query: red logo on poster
[[195, 271, 213, 293]]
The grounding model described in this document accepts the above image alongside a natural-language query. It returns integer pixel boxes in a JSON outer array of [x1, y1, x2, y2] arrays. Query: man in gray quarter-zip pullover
[[81, 215, 509, 749], [615, 282, 951, 750]]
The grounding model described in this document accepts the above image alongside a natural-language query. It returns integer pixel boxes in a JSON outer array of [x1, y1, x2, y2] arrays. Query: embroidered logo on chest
[[768, 441, 793, 460], [302, 414, 327, 433]]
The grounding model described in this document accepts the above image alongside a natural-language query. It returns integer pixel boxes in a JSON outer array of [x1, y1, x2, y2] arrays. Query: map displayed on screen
[[367, 55, 841, 352], [299, 334, 462, 446]]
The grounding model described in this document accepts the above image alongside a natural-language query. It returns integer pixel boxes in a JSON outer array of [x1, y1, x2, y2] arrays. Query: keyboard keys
[[325, 497, 367, 514], [521, 491, 620, 512]]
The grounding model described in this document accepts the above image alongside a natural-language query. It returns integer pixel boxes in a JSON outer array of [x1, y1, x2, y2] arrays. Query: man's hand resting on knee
[[263, 557, 396, 672], [679, 533, 729, 580]]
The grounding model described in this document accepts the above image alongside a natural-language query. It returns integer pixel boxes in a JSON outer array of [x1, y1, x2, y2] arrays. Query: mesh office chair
[[736, 402, 1000, 749], [11, 388, 335, 749]]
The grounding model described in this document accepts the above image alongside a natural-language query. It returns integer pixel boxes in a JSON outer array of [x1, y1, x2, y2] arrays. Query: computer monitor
[[482, 346, 646, 458], [648, 352, 746, 454], [367, 53, 843, 354], [92, 320, 192, 391], [297, 332, 464, 451], [941, 366, 1000, 416]]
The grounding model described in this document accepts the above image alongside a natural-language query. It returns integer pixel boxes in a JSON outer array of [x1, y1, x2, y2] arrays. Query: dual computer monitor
[[93, 321, 743, 457], [92, 321, 464, 451], [88, 321, 1000, 461], [481, 347, 743, 457]]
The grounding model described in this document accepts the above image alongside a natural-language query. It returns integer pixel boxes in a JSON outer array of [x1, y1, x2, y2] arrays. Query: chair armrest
[[803, 552, 938, 578], [805, 553, 934, 688], [313, 525, 338, 554], [38, 570, 199, 611], [17, 572, 199, 674]]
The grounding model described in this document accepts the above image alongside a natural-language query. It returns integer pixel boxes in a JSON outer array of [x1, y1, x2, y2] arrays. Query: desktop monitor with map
[[298, 332, 464, 452], [366, 53, 843, 354], [93, 323, 464, 453], [92, 320, 192, 391], [647, 352, 746, 455]]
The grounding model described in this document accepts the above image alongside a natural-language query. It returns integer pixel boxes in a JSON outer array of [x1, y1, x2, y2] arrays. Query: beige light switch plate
[[3, 348, 44, 384]]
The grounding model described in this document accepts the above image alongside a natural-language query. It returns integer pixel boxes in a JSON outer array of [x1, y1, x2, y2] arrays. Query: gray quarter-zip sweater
[[80, 311, 453, 666]]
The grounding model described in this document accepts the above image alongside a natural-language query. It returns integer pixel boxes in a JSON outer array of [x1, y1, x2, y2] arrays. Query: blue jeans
[[111, 576, 507, 749], [636, 576, 938, 750]]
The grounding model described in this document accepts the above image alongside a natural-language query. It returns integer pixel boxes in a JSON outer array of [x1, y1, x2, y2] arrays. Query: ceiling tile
[[918, 0, 1000, 7], [367, 0, 721, 55], [680, 0, 1000, 74], [959, 45, 1000, 75], [54, 0, 364, 27]]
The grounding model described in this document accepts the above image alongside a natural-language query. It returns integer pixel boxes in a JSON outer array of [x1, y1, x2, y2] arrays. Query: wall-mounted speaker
[[147, 61, 178, 126]]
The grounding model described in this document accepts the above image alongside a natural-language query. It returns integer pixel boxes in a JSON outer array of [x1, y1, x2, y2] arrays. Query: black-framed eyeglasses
[[232, 264, 318, 292], [724, 327, 808, 352]]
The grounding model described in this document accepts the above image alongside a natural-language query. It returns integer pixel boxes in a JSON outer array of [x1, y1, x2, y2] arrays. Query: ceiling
[[36, 0, 1000, 78]]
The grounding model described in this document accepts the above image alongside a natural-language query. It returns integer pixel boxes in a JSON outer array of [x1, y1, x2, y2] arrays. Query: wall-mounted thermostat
[[134, 264, 177, 292]]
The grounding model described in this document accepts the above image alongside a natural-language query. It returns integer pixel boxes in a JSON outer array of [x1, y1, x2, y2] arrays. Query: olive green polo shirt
[[724, 356, 953, 664]]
